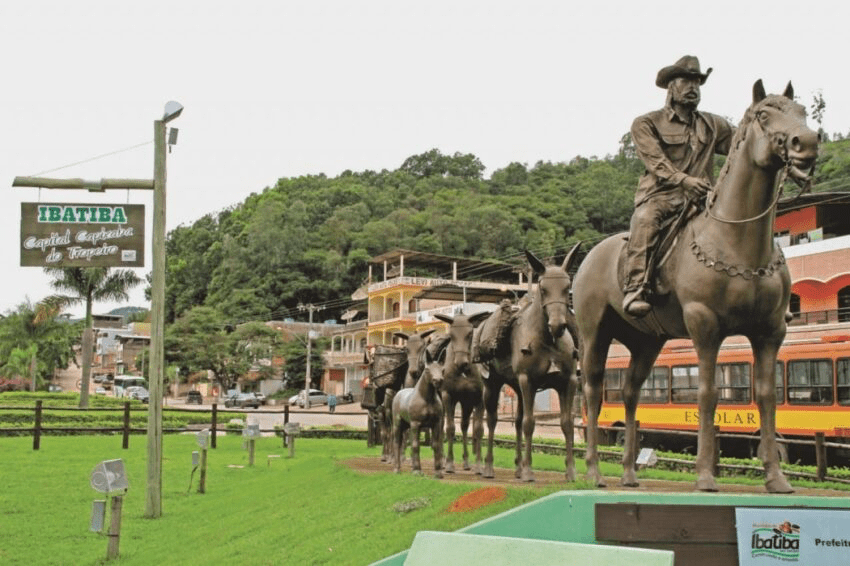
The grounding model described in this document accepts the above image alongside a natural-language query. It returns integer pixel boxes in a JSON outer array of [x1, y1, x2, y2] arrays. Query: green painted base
[[371, 490, 850, 565]]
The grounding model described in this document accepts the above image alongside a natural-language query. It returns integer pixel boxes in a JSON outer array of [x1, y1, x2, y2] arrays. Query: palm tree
[[39, 267, 142, 407]]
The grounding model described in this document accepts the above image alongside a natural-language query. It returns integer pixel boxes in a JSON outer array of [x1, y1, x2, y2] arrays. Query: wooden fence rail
[[3, 402, 849, 484]]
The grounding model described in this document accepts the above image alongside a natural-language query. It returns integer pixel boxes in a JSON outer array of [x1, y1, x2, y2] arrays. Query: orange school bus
[[596, 335, 850, 463]]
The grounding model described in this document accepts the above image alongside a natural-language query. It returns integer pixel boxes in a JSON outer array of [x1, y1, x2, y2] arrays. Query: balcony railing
[[789, 308, 850, 326]]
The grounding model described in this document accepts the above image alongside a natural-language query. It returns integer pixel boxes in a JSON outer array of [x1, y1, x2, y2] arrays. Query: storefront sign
[[736, 507, 850, 564], [20, 202, 145, 267]]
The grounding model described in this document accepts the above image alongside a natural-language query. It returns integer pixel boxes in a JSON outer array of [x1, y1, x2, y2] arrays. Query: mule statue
[[432, 311, 490, 474], [478, 245, 581, 482], [364, 344, 408, 462], [573, 81, 819, 492], [392, 348, 446, 478], [395, 329, 437, 388]]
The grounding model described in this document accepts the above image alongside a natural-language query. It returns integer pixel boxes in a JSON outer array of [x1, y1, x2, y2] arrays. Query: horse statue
[[573, 81, 819, 492], [392, 348, 446, 478], [479, 245, 581, 481], [432, 311, 490, 474]]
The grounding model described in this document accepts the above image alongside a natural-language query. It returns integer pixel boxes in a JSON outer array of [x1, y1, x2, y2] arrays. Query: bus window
[[715, 362, 751, 404], [672, 365, 699, 403], [775, 361, 784, 405], [787, 359, 833, 405], [604, 368, 623, 402], [640, 366, 669, 403], [838, 359, 850, 405]]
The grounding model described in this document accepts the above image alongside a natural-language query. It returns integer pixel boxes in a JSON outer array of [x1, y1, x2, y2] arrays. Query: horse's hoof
[[695, 475, 719, 492], [482, 466, 494, 479], [434, 472, 443, 479], [521, 470, 535, 483], [463, 462, 471, 471], [444, 462, 455, 474], [621, 470, 639, 487], [586, 470, 606, 488], [565, 469, 577, 482], [766, 475, 794, 494]]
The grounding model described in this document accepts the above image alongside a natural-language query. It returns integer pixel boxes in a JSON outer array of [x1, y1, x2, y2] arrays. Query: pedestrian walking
[[328, 394, 337, 413]]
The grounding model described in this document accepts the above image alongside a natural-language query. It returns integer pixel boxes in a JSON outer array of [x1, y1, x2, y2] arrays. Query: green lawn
[[0, 435, 584, 565], [2, 425, 848, 565]]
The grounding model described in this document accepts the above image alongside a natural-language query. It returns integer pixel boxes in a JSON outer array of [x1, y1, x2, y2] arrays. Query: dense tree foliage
[[164, 307, 285, 391], [0, 301, 80, 388], [163, 147, 644, 324], [162, 139, 850, 327]]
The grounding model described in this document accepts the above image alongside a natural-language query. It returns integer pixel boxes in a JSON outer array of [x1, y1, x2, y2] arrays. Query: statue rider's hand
[[681, 176, 711, 202]]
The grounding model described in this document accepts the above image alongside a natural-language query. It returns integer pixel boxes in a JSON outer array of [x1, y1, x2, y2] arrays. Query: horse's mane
[[714, 94, 796, 188]]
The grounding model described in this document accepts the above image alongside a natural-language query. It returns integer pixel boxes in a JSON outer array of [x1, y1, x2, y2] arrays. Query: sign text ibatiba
[[20, 203, 145, 268]]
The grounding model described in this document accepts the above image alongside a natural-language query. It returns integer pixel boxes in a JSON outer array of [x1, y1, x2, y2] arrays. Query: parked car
[[289, 389, 329, 407], [95, 387, 108, 395], [185, 390, 203, 405], [253, 392, 266, 405], [125, 386, 150, 403], [47, 384, 63, 393], [224, 393, 260, 409]]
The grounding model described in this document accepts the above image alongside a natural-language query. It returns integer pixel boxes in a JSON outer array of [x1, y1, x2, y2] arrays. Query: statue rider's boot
[[623, 288, 651, 318]]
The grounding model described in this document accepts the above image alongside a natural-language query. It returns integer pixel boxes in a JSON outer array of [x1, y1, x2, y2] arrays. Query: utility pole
[[298, 303, 322, 409]]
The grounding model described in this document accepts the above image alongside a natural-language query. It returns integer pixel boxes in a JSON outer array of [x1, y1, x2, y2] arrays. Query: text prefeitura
[[815, 538, 850, 546]]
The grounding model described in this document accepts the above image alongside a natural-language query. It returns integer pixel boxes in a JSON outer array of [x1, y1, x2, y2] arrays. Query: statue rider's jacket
[[630, 106, 735, 208]]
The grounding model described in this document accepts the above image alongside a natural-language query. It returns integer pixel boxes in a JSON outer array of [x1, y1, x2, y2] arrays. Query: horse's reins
[[706, 106, 813, 225]]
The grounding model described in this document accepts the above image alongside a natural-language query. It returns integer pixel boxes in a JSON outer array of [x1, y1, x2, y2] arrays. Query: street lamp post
[[145, 101, 182, 519]]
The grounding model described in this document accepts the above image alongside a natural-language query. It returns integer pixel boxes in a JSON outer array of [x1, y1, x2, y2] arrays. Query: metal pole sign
[[20, 202, 145, 267]]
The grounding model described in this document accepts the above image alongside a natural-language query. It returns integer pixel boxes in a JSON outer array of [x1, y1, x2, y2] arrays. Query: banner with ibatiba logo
[[20, 203, 145, 268], [736, 507, 850, 564]]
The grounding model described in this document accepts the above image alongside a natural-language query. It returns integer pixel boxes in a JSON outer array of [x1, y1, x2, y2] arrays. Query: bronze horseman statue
[[623, 55, 734, 317]]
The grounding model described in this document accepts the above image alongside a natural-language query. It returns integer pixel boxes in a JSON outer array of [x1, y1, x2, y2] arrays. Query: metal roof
[[412, 284, 526, 304], [369, 249, 519, 282]]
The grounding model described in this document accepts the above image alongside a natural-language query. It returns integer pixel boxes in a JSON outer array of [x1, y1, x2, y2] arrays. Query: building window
[[839, 286, 850, 323], [789, 293, 800, 319]]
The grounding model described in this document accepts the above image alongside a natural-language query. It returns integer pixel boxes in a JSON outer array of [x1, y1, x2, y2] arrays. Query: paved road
[[171, 401, 580, 441]]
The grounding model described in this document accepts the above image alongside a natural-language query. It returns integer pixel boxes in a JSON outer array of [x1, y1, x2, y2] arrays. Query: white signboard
[[736, 507, 850, 564]]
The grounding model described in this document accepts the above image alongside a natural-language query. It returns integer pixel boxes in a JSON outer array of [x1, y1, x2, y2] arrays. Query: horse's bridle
[[538, 275, 570, 309], [706, 104, 813, 225]]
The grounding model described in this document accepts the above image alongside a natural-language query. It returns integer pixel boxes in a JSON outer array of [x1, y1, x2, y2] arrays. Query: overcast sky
[[2, 1, 848, 319]]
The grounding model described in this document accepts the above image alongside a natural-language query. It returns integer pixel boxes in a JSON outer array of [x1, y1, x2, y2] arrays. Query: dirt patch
[[448, 487, 508, 512], [344, 456, 849, 497]]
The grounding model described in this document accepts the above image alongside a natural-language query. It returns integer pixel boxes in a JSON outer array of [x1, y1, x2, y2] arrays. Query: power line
[[31, 140, 153, 176]]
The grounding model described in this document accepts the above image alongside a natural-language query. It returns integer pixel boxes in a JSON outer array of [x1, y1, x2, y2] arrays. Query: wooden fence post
[[283, 405, 290, 447], [106, 495, 123, 560], [815, 432, 827, 482], [33, 400, 43, 451], [122, 402, 131, 449], [198, 448, 207, 494], [211, 403, 218, 449]]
